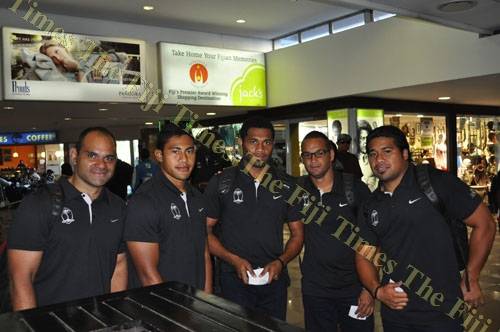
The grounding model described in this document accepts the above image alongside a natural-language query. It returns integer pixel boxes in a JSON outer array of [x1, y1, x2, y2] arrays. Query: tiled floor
[[1, 207, 499, 331], [284, 225, 500, 331]]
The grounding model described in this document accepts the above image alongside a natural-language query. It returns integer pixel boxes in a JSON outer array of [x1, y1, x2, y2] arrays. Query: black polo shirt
[[8, 177, 125, 307], [204, 162, 302, 272], [358, 165, 482, 323], [124, 171, 206, 289], [299, 172, 370, 298]]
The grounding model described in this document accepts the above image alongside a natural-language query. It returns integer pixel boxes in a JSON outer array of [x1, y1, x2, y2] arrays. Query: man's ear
[[403, 149, 409, 161], [154, 149, 163, 163], [69, 147, 78, 165]]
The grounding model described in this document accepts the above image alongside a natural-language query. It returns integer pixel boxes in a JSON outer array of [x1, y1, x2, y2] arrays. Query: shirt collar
[[303, 171, 344, 196], [58, 177, 110, 203], [155, 169, 193, 196]]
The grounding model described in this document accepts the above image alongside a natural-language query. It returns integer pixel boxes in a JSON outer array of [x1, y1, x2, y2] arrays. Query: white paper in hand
[[348, 305, 367, 320], [247, 268, 269, 285], [389, 278, 404, 293]]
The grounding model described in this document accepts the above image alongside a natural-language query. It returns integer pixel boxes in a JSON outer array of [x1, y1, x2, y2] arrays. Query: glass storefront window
[[384, 113, 448, 170], [456, 116, 499, 202]]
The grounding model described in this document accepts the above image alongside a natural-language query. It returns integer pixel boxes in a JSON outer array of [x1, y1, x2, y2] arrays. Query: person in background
[[61, 162, 73, 177], [336, 134, 363, 179], [106, 159, 134, 200], [133, 148, 159, 191]]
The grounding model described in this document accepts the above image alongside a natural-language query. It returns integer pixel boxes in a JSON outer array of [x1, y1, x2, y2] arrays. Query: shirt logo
[[61, 207, 75, 224], [170, 203, 182, 220], [233, 188, 244, 204], [370, 209, 379, 227], [408, 197, 422, 205], [273, 195, 282, 200], [110, 218, 119, 223], [339, 202, 348, 207], [198, 208, 204, 212], [302, 194, 310, 208]]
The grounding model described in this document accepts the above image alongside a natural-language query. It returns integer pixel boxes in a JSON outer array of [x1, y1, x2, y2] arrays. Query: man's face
[[155, 135, 195, 182], [367, 137, 408, 184], [45, 45, 79, 71], [301, 138, 334, 179], [71, 131, 117, 189], [359, 129, 369, 153], [242, 128, 273, 168], [337, 141, 350, 153]]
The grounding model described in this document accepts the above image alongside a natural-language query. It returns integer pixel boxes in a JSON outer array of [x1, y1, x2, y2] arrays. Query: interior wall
[[266, 16, 500, 107]]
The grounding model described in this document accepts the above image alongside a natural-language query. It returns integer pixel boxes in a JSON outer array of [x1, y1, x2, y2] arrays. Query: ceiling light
[[3, 106, 14, 110], [98, 108, 108, 111], [64, 117, 71, 121], [206, 112, 216, 116], [145, 122, 154, 125], [13, 152, 19, 158], [32, 127, 37, 130], [437, 1, 477, 12], [143, 5, 154, 11], [396, 114, 402, 117], [438, 96, 451, 100], [236, 19, 246, 24], [417, 114, 424, 118]]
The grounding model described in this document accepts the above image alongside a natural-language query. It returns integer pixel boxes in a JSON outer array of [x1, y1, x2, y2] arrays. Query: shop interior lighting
[[3, 106, 14, 110], [396, 114, 403, 117], [206, 112, 216, 116], [40, 152, 46, 158], [143, 5, 154, 11], [438, 96, 451, 100], [417, 114, 424, 118], [98, 108, 108, 111], [236, 19, 246, 24], [145, 122, 154, 125], [12, 152, 19, 158], [64, 117, 71, 121]]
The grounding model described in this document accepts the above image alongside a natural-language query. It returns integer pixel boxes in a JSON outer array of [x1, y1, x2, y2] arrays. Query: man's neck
[[380, 163, 409, 193], [163, 169, 186, 192], [310, 168, 334, 193], [68, 176, 102, 201]]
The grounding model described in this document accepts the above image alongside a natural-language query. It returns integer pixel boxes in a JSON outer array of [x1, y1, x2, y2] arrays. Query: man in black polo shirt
[[124, 124, 211, 292], [8, 127, 127, 310], [355, 126, 496, 332], [205, 117, 304, 320], [299, 131, 373, 332]]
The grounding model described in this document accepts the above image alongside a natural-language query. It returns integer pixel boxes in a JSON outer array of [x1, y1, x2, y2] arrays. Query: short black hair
[[301, 131, 337, 160], [75, 127, 116, 153], [366, 125, 412, 160], [239, 116, 275, 141], [156, 122, 193, 151], [139, 148, 150, 160]]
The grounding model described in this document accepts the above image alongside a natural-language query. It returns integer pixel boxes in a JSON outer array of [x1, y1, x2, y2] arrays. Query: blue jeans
[[303, 293, 374, 332], [220, 272, 288, 320]]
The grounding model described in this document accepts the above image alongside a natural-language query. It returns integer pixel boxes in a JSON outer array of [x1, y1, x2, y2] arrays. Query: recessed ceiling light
[[143, 5, 154, 11], [3, 106, 14, 110], [98, 108, 108, 111], [206, 112, 216, 116], [417, 114, 424, 118], [32, 127, 37, 130], [145, 122, 154, 125], [64, 117, 71, 121], [236, 19, 246, 24], [396, 114, 403, 117], [437, 1, 477, 12], [438, 96, 451, 100]]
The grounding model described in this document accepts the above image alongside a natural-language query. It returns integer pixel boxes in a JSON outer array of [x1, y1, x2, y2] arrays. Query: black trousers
[[220, 272, 288, 320], [383, 318, 463, 332], [303, 293, 374, 332]]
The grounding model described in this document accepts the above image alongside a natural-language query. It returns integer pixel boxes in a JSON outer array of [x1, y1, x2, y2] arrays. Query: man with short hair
[[355, 125, 496, 332], [300, 131, 373, 332], [124, 124, 212, 292], [8, 127, 127, 310], [204, 117, 304, 320], [336, 133, 363, 179]]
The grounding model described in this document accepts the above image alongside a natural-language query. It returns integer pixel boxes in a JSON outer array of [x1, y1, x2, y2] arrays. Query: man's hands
[[261, 260, 283, 284], [231, 257, 284, 284], [356, 288, 374, 318], [461, 277, 484, 308], [376, 282, 409, 310]]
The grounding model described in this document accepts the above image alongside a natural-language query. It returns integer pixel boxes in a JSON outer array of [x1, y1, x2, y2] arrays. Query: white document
[[247, 268, 269, 285], [348, 305, 367, 320], [389, 278, 404, 293]]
